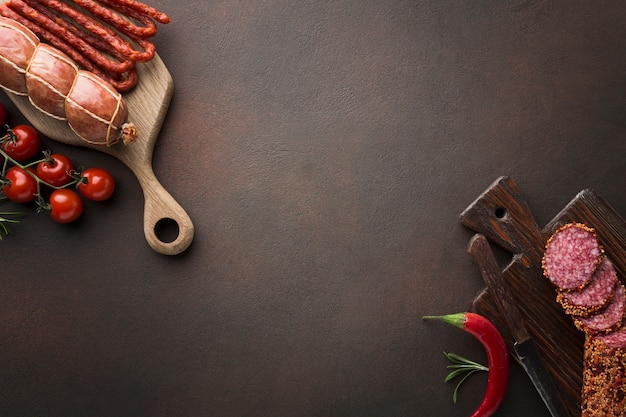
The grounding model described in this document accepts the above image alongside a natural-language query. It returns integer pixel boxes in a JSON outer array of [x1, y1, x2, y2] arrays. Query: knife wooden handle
[[468, 233, 531, 343]]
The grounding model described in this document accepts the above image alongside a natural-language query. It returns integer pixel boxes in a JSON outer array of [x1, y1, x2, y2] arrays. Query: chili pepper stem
[[423, 313, 466, 329]]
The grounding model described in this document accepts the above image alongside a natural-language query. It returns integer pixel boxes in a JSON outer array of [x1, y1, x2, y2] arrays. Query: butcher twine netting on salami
[[543, 223, 626, 417], [0, 0, 170, 92]]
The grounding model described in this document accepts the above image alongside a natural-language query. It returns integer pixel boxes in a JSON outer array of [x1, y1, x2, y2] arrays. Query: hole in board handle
[[494, 207, 507, 219], [155, 218, 180, 244]]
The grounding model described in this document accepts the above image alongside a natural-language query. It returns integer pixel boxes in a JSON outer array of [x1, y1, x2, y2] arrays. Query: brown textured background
[[2, 1, 626, 416]]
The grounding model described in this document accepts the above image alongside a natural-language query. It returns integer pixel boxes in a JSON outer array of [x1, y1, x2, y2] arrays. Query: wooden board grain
[[460, 177, 626, 417], [0, 5, 194, 255]]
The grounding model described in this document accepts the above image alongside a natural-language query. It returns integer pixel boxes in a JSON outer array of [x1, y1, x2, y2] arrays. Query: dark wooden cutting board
[[460, 176, 626, 417]]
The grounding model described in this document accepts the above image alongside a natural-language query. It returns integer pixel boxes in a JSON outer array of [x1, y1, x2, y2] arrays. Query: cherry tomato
[[0, 102, 6, 127], [36, 153, 74, 187], [78, 168, 115, 201], [49, 189, 83, 223], [2, 166, 37, 203], [2, 124, 41, 161]]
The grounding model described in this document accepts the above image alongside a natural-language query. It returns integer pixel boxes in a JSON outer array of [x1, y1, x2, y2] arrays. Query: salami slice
[[574, 283, 625, 334], [597, 320, 626, 349], [557, 257, 619, 316], [543, 223, 603, 291]]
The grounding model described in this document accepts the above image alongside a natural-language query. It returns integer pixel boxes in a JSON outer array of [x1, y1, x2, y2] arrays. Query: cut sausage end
[[121, 122, 138, 145]]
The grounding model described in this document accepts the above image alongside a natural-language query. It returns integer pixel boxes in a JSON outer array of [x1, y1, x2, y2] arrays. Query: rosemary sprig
[[0, 211, 22, 240], [443, 351, 489, 403]]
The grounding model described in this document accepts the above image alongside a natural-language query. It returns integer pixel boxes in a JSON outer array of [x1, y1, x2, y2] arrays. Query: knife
[[467, 233, 571, 417]]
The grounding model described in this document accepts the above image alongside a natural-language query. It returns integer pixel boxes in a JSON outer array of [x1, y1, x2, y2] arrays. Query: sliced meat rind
[[543, 223, 603, 291]]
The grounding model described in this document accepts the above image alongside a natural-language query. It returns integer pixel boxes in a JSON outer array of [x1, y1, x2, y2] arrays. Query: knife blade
[[467, 233, 571, 417]]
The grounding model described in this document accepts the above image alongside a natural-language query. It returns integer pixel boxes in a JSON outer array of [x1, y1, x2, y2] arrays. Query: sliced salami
[[557, 257, 619, 316], [597, 319, 626, 349], [543, 223, 603, 291], [574, 283, 625, 334]]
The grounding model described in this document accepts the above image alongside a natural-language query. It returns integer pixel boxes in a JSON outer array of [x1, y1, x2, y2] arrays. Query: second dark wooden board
[[460, 176, 626, 417]]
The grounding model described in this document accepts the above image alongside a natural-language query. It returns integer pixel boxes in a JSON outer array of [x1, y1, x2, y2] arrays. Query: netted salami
[[557, 257, 619, 316], [0, 16, 136, 145], [543, 223, 603, 291]]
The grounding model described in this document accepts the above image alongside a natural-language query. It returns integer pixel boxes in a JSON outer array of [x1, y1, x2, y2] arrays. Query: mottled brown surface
[[2, 1, 626, 416]]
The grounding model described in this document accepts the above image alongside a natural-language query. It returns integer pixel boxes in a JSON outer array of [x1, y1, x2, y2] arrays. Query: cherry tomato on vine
[[2, 124, 41, 161], [2, 166, 38, 203], [36, 153, 74, 187], [0, 103, 6, 127], [78, 168, 115, 201], [49, 189, 83, 223]]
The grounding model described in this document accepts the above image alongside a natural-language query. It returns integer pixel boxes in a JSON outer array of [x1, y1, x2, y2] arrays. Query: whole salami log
[[543, 222, 626, 416], [582, 336, 626, 417], [0, 16, 136, 146]]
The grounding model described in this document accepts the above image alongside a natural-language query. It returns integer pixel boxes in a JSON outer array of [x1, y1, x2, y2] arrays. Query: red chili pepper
[[424, 312, 510, 417]]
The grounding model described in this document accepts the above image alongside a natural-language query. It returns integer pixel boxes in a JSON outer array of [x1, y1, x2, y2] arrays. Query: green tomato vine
[[0, 106, 116, 235]]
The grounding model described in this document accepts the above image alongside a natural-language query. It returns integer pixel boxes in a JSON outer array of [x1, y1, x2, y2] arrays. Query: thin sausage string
[[0, 0, 169, 92]]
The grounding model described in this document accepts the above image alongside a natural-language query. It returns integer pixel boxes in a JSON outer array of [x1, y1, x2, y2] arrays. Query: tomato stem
[[0, 144, 82, 191], [0, 106, 114, 232]]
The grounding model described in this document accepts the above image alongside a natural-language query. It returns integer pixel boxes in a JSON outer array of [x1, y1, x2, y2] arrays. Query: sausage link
[[71, 0, 158, 38], [23, 0, 136, 70], [13, 0, 134, 73], [105, 0, 170, 24], [27, 0, 153, 62]]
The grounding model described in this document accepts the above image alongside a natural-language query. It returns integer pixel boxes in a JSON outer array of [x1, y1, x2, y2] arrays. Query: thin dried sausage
[[19, 0, 152, 62], [105, 0, 170, 24], [71, 0, 158, 38], [22, 0, 135, 71]]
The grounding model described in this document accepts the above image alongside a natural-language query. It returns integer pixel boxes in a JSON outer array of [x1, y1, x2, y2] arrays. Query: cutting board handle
[[133, 163, 194, 256], [460, 176, 544, 260]]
